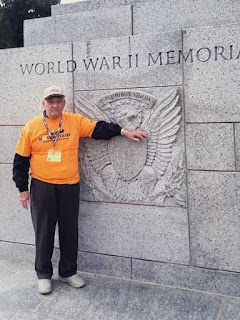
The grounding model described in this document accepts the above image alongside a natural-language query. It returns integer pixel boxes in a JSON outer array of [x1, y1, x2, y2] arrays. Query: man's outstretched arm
[[91, 121, 148, 141]]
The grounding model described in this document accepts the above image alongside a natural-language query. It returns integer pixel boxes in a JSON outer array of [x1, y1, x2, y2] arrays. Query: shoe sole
[[39, 290, 52, 295], [38, 280, 52, 295]]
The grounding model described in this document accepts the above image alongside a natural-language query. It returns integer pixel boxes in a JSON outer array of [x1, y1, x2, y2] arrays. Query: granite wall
[[1, 0, 240, 296]]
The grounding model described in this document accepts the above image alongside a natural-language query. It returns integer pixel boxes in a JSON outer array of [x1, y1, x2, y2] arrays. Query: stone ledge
[[132, 259, 240, 297], [24, 6, 132, 47]]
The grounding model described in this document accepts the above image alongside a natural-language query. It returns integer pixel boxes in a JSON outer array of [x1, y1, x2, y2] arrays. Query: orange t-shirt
[[15, 112, 97, 184]]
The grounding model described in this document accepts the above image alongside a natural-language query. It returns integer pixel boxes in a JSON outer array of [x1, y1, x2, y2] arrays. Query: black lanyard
[[42, 112, 63, 149]]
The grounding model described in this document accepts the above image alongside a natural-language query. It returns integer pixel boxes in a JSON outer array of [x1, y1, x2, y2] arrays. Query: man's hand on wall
[[121, 129, 148, 142], [20, 191, 31, 210]]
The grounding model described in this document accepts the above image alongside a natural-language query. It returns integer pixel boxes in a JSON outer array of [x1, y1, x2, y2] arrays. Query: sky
[[0, 0, 85, 3], [61, 0, 85, 3]]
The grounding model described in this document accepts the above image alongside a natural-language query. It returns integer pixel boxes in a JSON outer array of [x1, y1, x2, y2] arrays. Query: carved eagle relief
[[75, 90, 185, 207]]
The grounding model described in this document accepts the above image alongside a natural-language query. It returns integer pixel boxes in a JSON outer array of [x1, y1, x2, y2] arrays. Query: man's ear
[[42, 100, 46, 107]]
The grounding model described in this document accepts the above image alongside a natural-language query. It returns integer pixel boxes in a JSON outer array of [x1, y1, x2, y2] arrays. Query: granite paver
[[1, 258, 237, 320], [218, 298, 240, 320]]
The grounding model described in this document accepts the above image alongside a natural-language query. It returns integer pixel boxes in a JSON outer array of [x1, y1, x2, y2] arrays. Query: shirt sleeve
[[76, 114, 97, 138], [12, 153, 30, 192], [15, 126, 31, 156], [91, 121, 121, 140]]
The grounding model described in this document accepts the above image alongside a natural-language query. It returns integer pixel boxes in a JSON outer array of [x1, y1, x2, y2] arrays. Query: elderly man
[[13, 86, 147, 295]]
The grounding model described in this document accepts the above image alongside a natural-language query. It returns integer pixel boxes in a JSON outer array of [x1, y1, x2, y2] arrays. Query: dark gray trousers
[[30, 178, 80, 279]]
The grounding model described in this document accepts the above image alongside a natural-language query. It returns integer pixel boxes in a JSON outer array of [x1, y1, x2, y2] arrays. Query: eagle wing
[[83, 139, 111, 173], [75, 94, 126, 200], [82, 139, 126, 200], [75, 94, 110, 122], [144, 90, 181, 178]]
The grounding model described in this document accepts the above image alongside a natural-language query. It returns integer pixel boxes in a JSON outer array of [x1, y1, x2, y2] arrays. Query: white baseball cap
[[43, 86, 65, 100]]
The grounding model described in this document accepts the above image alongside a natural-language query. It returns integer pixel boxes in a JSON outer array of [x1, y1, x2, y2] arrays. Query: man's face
[[42, 96, 66, 119]]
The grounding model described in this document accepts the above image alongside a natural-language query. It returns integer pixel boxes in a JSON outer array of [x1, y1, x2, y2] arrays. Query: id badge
[[47, 150, 62, 162]]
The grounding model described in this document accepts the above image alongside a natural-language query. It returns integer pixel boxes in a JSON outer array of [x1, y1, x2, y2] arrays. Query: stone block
[[132, 259, 240, 297], [77, 87, 186, 208], [24, 6, 132, 47], [78, 201, 190, 264], [183, 23, 240, 122], [0, 126, 23, 163], [188, 171, 240, 272], [0, 44, 73, 125], [133, 1, 240, 35], [73, 31, 182, 90], [0, 164, 35, 244], [0, 241, 35, 264], [77, 251, 131, 278], [37, 272, 222, 320], [186, 123, 235, 170], [234, 123, 240, 171]]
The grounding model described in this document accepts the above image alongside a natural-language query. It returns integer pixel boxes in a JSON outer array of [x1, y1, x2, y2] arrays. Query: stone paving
[[0, 259, 240, 320]]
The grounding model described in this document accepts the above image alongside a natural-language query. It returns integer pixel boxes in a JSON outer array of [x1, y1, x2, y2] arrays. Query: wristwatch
[[121, 128, 125, 135]]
